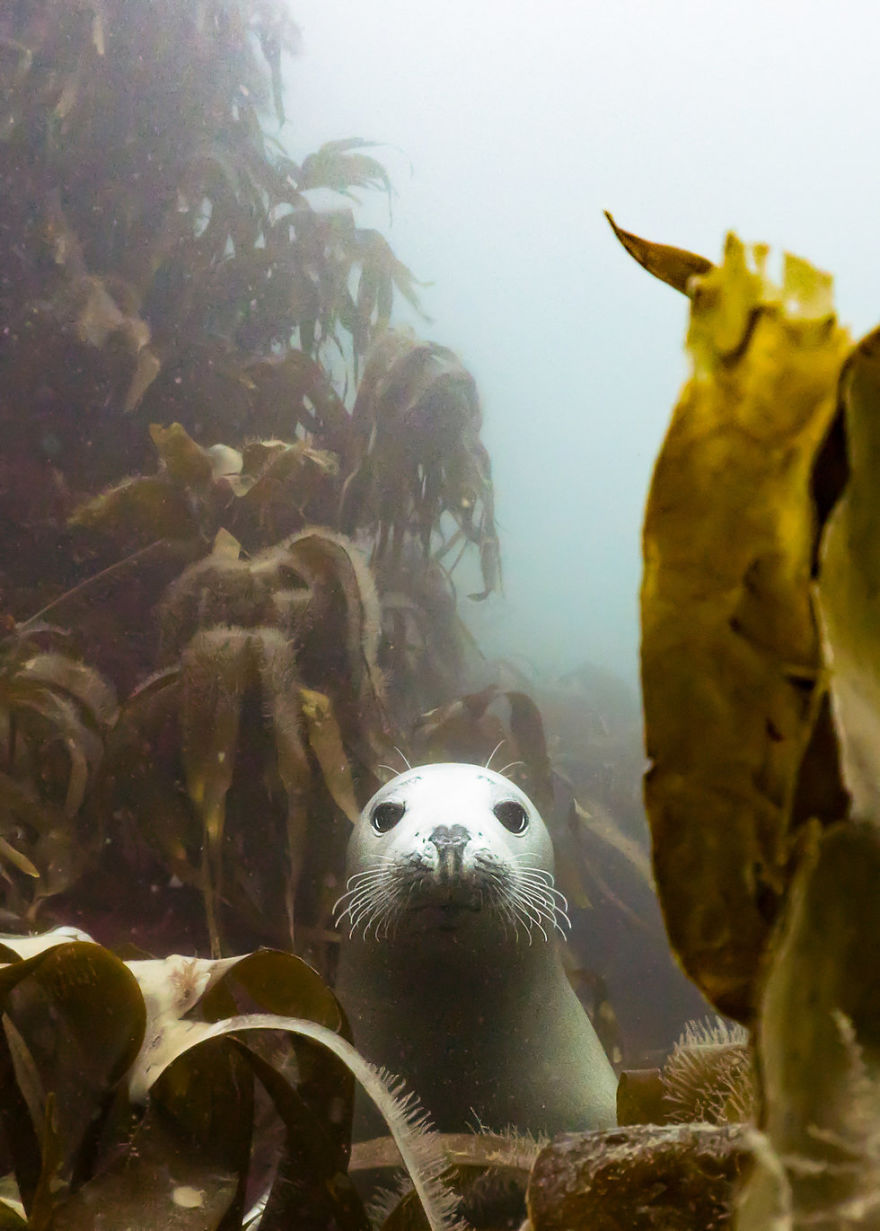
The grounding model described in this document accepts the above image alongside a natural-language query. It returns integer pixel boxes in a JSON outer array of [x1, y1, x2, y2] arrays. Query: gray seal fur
[[334, 762, 618, 1138]]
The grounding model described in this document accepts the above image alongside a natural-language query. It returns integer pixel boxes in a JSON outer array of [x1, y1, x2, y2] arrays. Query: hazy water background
[[284, 0, 879, 686]]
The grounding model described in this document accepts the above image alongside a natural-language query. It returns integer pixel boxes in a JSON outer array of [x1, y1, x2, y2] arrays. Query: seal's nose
[[428, 824, 470, 880]]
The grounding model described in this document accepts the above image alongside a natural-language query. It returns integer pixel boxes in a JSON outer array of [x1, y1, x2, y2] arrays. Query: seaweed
[[0, 933, 465, 1231], [0, 2, 703, 1223], [614, 217, 880, 1227], [613, 220, 851, 1022], [0, 0, 506, 968]]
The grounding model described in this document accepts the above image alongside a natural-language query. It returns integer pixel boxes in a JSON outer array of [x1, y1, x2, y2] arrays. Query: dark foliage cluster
[[0, 6, 679, 1227], [0, 0, 509, 967]]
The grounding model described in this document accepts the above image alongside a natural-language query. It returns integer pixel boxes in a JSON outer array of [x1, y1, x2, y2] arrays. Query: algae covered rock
[[526, 1123, 748, 1231]]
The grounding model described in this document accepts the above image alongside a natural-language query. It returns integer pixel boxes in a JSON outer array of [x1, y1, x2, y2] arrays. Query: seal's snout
[[428, 823, 470, 881]]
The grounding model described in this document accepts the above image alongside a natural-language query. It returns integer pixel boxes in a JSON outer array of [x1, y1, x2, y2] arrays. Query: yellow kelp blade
[[817, 327, 880, 819], [640, 234, 850, 1021]]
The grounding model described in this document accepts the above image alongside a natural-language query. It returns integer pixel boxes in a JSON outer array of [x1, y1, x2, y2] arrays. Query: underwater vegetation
[[609, 213, 880, 1228], [0, 0, 508, 968], [0, 0, 660, 1003], [0, 930, 470, 1231], [0, 5, 671, 1228], [9, 1, 877, 1228]]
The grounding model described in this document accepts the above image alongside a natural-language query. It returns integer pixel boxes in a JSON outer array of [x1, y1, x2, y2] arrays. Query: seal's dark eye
[[372, 801, 405, 834], [494, 801, 529, 834]]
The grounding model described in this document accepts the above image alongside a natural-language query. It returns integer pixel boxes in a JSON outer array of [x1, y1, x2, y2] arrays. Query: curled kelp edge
[[128, 1011, 465, 1231]]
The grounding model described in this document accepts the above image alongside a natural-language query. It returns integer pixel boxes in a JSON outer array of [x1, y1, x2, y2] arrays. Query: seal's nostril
[[429, 824, 469, 879], [428, 824, 470, 850]]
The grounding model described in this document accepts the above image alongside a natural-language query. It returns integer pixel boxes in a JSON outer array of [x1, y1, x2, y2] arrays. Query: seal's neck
[[337, 924, 563, 1001]]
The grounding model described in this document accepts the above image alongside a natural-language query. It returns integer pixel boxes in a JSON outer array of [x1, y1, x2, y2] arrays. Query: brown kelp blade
[[605, 211, 713, 295], [639, 235, 849, 1020], [816, 326, 880, 820]]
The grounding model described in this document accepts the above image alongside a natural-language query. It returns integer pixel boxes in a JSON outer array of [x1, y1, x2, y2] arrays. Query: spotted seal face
[[334, 763, 569, 944]]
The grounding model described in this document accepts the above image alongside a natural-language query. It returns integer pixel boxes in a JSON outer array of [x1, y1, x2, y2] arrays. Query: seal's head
[[334, 762, 568, 946]]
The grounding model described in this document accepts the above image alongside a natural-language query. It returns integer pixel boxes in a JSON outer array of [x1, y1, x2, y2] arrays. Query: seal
[[333, 762, 618, 1139]]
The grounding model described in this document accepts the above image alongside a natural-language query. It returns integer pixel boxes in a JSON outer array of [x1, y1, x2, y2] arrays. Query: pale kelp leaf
[[69, 474, 198, 540], [122, 343, 161, 412], [0, 835, 40, 880], [71, 275, 150, 353], [180, 629, 254, 957], [816, 328, 880, 819], [299, 687, 360, 824], [199, 948, 359, 1204], [0, 1198, 26, 1231], [150, 422, 215, 488], [280, 529, 388, 718], [130, 1013, 455, 1231], [605, 211, 714, 295], [256, 634, 311, 942], [640, 234, 851, 1020]]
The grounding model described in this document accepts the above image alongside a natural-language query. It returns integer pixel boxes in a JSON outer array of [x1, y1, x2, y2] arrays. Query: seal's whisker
[[512, 860, 555, 877], [348, 889, 396, 932], [509, 891, 544, 934], [393, 745, 413, 770], [333, 881, 388, 913], [511, 901, 536, 944], [515, 867, 568, 899], [355, 886, 396, 920], [483, 876, 521, 941], [515, 887, 557, 921], [346, 862, 396, 883], [337, 877, 390, 901], [511, 893, 552, 940], [339, 896, 376, 925], [497, 759, 525, 776], [511, 857, 556, 876], [335, 882, 392, 910], [517, 876, 569, 910], [515, 866, 569, 907], [485, 740, 506, 770]]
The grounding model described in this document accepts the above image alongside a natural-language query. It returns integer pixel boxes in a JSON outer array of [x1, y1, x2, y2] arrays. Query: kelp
[[105, 621, 368, 960], [410, 684, 553, 812], [0, 630, 117, 920], [616, 223, 851, 1020], [0, 0, 508, 968], [737, 317, 880, 1229], [737, 824, 880, 1230], [0, 933, 468, 1231], [815, 327, 880, 820], [0, 18, 673, 1216], [604, 213, 713, 295], [617, 217, 880, 1225], [0, 0, 423, 540], [339, 331, 499, 598]]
